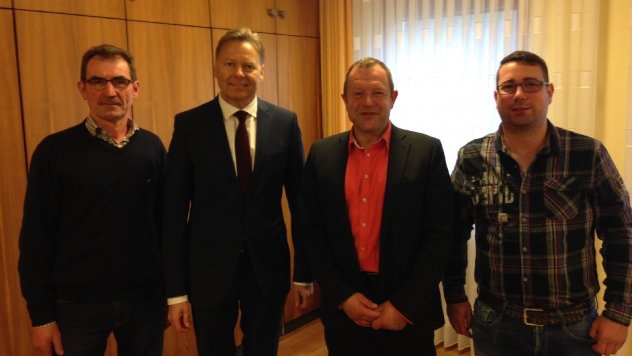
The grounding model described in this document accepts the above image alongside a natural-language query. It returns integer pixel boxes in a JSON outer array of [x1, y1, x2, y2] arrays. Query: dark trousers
[[55, 295, 165, 356], [322, 273, 436, 356], [322, 308, 436, 356], [192, 249, 286, 356]]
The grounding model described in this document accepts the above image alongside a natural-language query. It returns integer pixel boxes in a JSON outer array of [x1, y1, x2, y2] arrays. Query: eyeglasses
[[496, 79, 549, 95], [84, 76, 133, 90]]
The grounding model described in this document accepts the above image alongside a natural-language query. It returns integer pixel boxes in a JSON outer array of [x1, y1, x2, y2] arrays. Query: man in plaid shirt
[[443, 50, 631, 356]]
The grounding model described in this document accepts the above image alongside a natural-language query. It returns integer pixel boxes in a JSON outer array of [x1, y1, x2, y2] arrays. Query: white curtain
[[352, 0, 601, 353]]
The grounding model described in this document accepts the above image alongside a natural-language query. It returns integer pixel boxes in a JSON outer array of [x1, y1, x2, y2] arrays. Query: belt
[[480, 296, 593, 327]]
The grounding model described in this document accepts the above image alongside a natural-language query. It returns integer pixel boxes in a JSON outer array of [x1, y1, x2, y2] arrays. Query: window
[[352, 0, 520, 168]]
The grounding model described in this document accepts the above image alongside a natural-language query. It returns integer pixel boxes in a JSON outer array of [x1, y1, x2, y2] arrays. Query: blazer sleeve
[[301, 141, 357, 307], [161, 113, 194, 298], [283, 112, 313, 283]]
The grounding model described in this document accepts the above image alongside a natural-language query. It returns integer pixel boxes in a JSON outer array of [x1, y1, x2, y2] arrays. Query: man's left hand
[[589, 315, 628, 355], [294, 284, 314, 309], [370, 301, 408, 331]]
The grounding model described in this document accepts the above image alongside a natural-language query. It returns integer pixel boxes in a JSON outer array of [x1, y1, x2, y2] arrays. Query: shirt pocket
[[543, 176, 583, 220]]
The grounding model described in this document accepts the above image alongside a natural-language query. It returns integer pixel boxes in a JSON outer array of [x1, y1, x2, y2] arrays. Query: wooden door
[[275, 0, 319, 37], [209, 0, 276, 33], [0, 10, 31, 356], [128, 21, 215, 147], [15, 10, 127, 158], [126, 0, 210, 27], [13, 0, 124, 18], [277, 35, 321, 153], [277, 34, 322, 323]]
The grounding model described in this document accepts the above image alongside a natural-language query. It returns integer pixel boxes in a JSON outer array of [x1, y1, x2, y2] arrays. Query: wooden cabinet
[[15, 11, 127, 158], [129, 21, 215, 146], [13, 0, 124, 18], [275, 0, 319, 37], [210, 0, 318, 37], [0, 11, 30, 356], [126, 0, 210, 27], [210, 0, 276, 33], [277, 35, 321, 151], [277, 34, 321, 323]]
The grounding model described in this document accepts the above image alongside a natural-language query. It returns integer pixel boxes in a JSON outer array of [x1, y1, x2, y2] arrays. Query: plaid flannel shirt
[[443, 121, 632, 325]]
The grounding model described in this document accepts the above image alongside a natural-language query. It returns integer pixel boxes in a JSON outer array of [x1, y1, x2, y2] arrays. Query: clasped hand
[[340, 292, 408, 330]]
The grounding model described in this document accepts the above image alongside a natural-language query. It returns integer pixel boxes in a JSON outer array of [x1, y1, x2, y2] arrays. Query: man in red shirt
[[301, 57, 454, 355]]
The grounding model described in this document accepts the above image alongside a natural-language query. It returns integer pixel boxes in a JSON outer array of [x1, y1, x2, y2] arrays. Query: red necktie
[[234, 110, 252, 197]]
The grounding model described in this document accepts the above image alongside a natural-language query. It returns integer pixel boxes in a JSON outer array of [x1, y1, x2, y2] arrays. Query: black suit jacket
[[162, 96, 310, 307], [301, 124, 453, 330]]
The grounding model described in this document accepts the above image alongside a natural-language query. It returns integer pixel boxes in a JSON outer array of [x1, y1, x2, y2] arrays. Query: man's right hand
[[31, 322, 63, 356], [340, 292, 380, 328], [447, 301, 473, 337], [168, 301, 193, 332]]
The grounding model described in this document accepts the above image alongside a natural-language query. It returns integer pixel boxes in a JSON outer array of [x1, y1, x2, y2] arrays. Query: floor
[[277, 318, 470, 356]]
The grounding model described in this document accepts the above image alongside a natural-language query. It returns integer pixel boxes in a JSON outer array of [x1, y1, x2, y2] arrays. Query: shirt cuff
[[603, 303, 632, 326], [442, 284, 468, 305], [167, 295, 189, 305], [293, 281, 314, 287]]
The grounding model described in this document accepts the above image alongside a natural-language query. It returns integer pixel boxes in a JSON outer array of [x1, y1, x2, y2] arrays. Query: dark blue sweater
[[18, 122, 166, 326]]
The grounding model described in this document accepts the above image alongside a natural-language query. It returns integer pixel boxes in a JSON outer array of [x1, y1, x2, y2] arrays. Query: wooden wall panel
[[128, 21, 215, 147], [276, 0, 319, 37], [126, 0, 210, 27], [277, 35, 322, 323], [210, 0, 318, 37], [209, 0, 276, 33], [14, 0, 124, 18], [15, 11, 127, 159], [0, 9, 31, 356], [277, 35, 321, 152], [0, 0, 11, 8]]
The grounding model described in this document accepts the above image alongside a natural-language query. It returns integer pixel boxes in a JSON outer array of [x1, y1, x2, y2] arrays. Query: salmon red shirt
[[345, 123, 391, 273]]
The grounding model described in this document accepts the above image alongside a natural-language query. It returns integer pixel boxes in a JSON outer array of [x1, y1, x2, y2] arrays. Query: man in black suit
[[162, 27, 313, 356], [301, 57, 453, 355]]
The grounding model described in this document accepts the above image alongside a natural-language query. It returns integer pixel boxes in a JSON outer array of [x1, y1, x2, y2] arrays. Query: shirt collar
[[84, 116, 139, 148], [349, 122, 392, 151], [218, 95, 258, 121], [496, 119, 557, 156]]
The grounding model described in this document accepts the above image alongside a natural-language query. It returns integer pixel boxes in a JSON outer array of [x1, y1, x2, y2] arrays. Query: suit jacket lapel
[[332, 132, 350, 207], [382, 125, 410, 230], [251, 100, 269, 184]]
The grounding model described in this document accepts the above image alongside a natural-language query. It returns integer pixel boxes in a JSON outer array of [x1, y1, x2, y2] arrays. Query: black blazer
[[301, 125, 453, 330], [162, 96, 310, 307]]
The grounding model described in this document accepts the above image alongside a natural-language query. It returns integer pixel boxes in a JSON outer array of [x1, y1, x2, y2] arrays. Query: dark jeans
[[55, 295, 165, 356], [472, 297, 600, 356]]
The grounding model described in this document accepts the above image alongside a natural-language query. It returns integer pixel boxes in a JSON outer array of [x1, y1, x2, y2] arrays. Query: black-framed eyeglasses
[[496, 79, 549, 95], [84, 76, 133, 90]]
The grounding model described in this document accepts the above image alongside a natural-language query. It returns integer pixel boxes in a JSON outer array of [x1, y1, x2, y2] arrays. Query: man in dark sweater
[[18, 44, 167, 356]]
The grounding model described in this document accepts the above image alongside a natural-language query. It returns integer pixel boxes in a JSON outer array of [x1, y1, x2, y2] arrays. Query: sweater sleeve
[[18, 139, 60, 326]]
